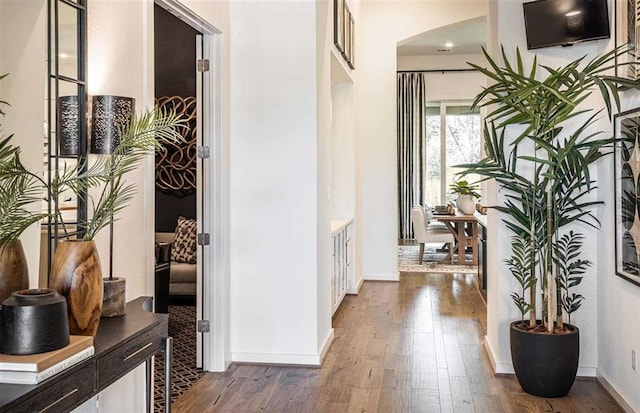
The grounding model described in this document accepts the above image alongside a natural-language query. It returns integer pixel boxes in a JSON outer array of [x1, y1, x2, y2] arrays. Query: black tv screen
[[523, 0, 610, 50]]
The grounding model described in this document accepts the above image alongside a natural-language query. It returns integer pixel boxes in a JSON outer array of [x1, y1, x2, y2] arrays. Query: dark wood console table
[[0, 297, 172, 413]]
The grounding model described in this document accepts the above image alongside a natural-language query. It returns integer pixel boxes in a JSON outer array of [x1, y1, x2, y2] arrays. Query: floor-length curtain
[[397, 72, 426, 239]]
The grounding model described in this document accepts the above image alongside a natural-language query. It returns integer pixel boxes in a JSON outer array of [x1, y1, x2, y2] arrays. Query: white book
[[0, 346, 94, 385]]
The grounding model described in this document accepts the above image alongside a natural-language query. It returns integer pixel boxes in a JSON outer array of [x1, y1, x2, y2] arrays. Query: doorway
[[153, 0, 227, 374], [153, 3, 203, 404]]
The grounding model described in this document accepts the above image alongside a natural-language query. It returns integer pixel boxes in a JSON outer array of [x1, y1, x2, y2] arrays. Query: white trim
[[347, 276, 364, 294], [576, 367, 597, 377], [483, 335, 497, 373], [231, 351, 325, 367], [318, 328, 335, 364], [204, 32, 229, 373], [195, 33, 204, 370], [231, 325, 335, 367], [364, 272, 399, 281], [154, 0, 220, 34], [596, 372, 636, 413]]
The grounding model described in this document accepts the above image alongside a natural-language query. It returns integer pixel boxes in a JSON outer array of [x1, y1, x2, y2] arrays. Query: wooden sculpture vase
[[0, 240, 29, 303], [49, 240, 103, 336]]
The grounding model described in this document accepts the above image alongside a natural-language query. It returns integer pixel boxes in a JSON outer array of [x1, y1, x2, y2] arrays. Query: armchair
[[411, 206, 454, 265]]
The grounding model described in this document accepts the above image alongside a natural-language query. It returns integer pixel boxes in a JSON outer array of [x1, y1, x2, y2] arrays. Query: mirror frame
[[46, 0, 88, 278]]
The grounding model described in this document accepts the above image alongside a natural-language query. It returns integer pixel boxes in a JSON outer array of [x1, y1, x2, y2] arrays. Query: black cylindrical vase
[[90, 95, 135, 154], [510, 321, 580, 398], [0, 289, 70, 355]]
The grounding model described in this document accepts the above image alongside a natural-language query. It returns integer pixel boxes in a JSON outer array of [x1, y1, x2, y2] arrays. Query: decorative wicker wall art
[[155, 96, 197, 193]]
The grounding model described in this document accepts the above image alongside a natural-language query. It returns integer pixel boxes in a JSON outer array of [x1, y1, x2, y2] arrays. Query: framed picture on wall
[[343, 4, 351, 62], [615, 0, 640, 80], [614, 107, 640, 286], [333, 0, 345, 53], [347, 12, 355, 69]]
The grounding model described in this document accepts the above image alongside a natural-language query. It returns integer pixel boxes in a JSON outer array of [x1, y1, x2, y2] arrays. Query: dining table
[[434, 209, 483, 265]]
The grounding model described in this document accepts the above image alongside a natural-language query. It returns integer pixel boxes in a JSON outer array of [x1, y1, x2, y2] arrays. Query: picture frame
[[615, 0, 639, 80], [614, 107, 640, 286], [343, 4, 351, 63], [333, 0, 345, 53], [347, 12, 355, 69]]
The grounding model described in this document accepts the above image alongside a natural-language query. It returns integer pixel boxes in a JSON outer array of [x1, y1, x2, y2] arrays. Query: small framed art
[[333, 0, 345, 53], [615, 107, 640, 286]]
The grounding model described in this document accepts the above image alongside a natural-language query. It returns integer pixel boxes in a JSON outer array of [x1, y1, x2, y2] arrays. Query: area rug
[[154, 305, 205, 412], [398, 245, 478, 274]]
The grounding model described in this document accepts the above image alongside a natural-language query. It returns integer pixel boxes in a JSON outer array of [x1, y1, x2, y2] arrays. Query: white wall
[[88, 0, 155, 306], [0, 0, 46, 288], [397, 54, 485, 102], [358, 1, 487, 281], [397, 53, 484, 71], [229, 0, 328, 364], [597, 49, 640, 413], [331, 81, 356, 218]]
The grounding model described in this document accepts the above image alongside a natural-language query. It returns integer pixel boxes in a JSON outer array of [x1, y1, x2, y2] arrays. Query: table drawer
[[15, 362, 95, 413], [97, 324, 163, 388]]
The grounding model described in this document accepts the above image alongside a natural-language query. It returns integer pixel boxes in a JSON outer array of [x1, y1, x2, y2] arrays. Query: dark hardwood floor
[[172, 272, 622, 412]]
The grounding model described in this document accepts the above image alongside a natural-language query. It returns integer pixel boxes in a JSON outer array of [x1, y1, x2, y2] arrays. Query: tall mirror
[[43, 0, 88, 284]]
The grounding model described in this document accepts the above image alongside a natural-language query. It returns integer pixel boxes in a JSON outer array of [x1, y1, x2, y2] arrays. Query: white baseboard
[[232, 351, 322, 366], [318, 328, 335, 364], [483, 336, 498, 373], [231, 329, 335, 367], [483, 336, 514, 374], [364, 272, 399, 281], [347, 277, 364, 294], [596, 371, 636, 413], [577, 367, 596, 377]]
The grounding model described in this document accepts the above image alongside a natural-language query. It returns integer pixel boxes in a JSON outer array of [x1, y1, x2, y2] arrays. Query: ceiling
[[397, 17, 486, 56]]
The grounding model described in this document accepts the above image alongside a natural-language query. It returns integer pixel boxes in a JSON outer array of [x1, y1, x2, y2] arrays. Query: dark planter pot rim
[[511, 320, 579, 334]]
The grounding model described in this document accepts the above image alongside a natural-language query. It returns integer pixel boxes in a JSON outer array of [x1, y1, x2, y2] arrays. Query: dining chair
[[411, 206, 454, 265]]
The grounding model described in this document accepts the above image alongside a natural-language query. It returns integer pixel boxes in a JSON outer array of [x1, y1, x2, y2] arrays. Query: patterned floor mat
[[398, 245, 478, 273], [154, 305, 205, 412]]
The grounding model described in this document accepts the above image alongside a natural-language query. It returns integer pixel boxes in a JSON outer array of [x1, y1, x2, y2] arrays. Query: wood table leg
[[457, 223, 467, 265]]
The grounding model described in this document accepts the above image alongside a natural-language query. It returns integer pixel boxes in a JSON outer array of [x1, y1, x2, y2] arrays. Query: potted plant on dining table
[[449, 179, 480, 215]]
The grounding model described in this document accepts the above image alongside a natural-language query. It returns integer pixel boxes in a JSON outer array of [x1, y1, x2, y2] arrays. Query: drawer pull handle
[[38, 388, 79, 413], [123, 342, 154, 362]]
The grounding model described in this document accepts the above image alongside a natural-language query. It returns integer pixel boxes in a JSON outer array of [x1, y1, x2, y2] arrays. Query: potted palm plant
[[449, 179, 481, 214], [48, 107, 184, 335], [459, 46, 640, 397]]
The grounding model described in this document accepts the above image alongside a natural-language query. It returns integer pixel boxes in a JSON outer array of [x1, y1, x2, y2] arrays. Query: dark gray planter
[[510, 320, 579, 398]]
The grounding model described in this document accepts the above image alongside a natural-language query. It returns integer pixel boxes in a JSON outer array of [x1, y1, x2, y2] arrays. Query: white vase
[[457, 194, 476, 215]]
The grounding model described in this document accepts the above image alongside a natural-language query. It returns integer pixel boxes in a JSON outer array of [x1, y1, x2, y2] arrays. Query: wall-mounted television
[[523, 0, 610, 50]]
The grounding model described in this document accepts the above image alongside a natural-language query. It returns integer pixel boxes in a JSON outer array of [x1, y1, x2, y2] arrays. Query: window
[[425, 103, 482, 206]]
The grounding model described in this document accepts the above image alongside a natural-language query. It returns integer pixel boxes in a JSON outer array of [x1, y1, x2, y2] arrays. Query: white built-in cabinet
[[331, 218, 353, 314]]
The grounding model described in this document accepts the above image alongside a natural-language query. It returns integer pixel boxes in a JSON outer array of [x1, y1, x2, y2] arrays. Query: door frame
[[154, 0, 229, 372]]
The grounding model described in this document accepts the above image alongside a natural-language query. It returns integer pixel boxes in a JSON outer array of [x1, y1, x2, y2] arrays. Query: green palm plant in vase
[[48, 107, 185, 333], [457, 45, 640, 397]]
